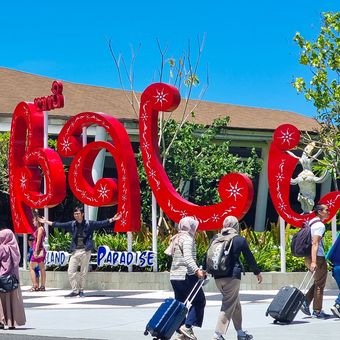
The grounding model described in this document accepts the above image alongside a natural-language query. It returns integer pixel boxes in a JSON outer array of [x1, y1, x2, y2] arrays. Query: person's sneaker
[[330, 303, 340, 318], [212, 335, 225, 340], [312, 310, 331, 319], [64, 291, 79, 298], [174, 334, 188, 340], [179, 325, 197, 340], [237, 331, 253, 340], [78, 291, 85, 298], [300, 300, 311, 316]]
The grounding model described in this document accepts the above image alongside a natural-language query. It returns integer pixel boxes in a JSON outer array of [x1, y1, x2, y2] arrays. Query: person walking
[[165, 216, 206, 340], [211, 216, 262, 340], [0, 227, 26, 329], [39, 206, 121, 298], [28, 210, 46, 292], [300, 204, 331, 318]]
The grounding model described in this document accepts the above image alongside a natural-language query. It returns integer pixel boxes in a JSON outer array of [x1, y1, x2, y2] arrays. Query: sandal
[[29, 286, 39, 292], [38, 286, 45, 291]]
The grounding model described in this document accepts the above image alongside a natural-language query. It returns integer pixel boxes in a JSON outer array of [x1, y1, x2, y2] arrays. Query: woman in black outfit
[[212, 216, 262, 340]]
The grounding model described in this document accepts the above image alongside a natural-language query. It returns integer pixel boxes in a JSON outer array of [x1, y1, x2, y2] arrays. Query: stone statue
[[287, 142, 328, 213]]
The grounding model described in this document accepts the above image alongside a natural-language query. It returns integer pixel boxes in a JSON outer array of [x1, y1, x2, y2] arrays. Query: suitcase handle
[[298, 271, 315, 294], [184, 278, 206, 308]]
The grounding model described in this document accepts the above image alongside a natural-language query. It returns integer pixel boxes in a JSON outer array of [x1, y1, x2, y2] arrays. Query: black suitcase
[[266, 271, 314, 324]]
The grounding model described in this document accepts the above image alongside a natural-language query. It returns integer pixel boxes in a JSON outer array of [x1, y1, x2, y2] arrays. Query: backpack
[[206, 229, 237, 276], [291, 218, 320, 257]]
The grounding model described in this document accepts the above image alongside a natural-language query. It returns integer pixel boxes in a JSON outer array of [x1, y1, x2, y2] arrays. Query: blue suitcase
[[144, 298, 188, 339], [144, 279, 205, 340]]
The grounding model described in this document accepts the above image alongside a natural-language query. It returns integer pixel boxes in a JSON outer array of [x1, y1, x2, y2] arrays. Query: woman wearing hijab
[[0, 228, 26, 329], [211, 216, 262, 340], [165, 216, 206, 340], [29, 210, 47, 291]]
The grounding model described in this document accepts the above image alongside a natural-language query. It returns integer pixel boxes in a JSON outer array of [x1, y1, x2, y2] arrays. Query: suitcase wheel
[[144, 330, 149, 336], [273, 320, 278, 324]]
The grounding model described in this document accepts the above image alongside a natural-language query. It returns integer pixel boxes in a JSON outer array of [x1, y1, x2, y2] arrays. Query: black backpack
[[205, 229, 237, 276], [291, 218, 320, 257]]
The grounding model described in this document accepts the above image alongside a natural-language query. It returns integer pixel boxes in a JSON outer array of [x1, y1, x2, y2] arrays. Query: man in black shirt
[[212, 216, 262, 340], [39, 207, 120, 297]]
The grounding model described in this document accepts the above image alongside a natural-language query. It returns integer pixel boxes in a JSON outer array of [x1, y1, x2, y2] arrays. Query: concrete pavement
[[0, 286, 339, 340]]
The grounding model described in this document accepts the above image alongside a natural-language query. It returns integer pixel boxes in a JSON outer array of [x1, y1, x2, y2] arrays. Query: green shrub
[[48, 228, 72, 251], [48, 222, 336, 272], [93, 232, 128, 250], [240, 225, 333, 272]]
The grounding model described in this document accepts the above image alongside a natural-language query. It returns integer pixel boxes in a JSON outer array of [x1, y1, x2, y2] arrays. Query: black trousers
[[170, 274, 206, 327]]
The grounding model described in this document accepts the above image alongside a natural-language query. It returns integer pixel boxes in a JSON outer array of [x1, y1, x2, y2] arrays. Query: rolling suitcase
[[265, 271, 314, 324], [144, 278, 205, 340]]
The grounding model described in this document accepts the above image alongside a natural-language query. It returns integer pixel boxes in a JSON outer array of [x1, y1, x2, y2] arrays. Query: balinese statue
[[287, 142, 328, 213]]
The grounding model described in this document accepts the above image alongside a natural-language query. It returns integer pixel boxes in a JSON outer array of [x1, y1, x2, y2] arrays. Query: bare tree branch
[[108, 39, 139, 118]]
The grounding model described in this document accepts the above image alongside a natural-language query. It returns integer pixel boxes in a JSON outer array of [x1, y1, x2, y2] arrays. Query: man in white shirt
[[301, 204, 331, 318]]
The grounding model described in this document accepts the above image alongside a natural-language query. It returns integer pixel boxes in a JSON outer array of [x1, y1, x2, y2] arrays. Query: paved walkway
[[0, 286, 339, 340]]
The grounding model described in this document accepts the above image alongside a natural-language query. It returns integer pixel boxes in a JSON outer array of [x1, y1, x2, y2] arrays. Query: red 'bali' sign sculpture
[[8, 81, 256, 234], [139, 83, 254, 230], [57, 112, 140, 232], [268, 124, 340, 227], [8, 81, 140, 233], [9, 82, 66, 233]]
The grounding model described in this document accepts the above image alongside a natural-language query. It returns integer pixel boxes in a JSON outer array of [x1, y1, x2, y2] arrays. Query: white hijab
[[164, 217, 199, 256], [221, 215, 240, 235]]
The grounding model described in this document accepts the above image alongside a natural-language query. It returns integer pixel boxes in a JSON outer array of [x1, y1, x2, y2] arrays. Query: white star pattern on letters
[[226, 182, 243, 201], [154, 89, 168, 106]]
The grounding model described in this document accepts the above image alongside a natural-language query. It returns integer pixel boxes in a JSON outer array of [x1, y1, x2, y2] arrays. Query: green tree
[[0, 132, 10, 195], [293, 12, 340, 186]]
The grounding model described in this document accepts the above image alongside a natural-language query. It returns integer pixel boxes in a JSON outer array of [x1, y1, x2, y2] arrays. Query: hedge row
[[48, 223, 335, 272]]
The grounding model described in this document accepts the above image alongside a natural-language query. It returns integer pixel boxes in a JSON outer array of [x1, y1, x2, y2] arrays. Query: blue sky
[[0, 1, 339, 117]]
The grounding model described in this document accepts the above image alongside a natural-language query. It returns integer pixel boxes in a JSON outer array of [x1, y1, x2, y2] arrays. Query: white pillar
[[82, 127, 89, 221], [89, 126, 107, 221], [320, 172, 331, 197], [279, 216, 286, 273], [127, 232, 133, 272], [43, 111, 49, 250], [152, 193, 158, 272], [331, 215, 337, 245], [254, 144, 269, 231]]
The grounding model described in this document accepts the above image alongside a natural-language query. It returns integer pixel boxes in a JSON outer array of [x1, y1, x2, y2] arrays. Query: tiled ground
[[21, 286, 338, 310]]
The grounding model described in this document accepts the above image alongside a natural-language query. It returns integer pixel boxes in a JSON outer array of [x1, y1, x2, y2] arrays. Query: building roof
[[0, 67, 318, 131]]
